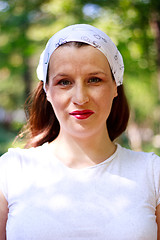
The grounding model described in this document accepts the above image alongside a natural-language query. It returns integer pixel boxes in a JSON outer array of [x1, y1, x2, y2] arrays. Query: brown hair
[[24, 42, 130, 147]]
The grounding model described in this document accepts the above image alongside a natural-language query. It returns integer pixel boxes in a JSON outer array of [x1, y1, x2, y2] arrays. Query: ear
[[114, 87, 118, 98], [45, 85, 51, 103], [113, 82, 118, 98]]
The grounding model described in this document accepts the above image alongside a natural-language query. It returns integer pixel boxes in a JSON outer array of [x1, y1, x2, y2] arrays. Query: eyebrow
[[52, 71, 108, 79], [51, 73, 69, 80], [87, 72, 108, 76]]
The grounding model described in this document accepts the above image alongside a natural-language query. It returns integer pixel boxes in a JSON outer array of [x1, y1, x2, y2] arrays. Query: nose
[[72, 83, 89, 105]]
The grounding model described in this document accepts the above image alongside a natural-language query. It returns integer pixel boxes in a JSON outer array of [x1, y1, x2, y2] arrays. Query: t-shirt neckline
[[43, 142, 120, 172]]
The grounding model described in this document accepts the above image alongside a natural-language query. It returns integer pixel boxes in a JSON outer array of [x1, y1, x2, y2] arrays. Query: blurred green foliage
[[0, 0, 160, 156]]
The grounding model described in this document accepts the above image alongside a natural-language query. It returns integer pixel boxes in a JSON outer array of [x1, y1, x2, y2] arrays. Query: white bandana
[[37, 24, 124, 90]]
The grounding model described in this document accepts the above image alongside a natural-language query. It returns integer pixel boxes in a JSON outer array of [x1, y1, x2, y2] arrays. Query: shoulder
[[118, 144, 160, 163], [118, 144, 160, 184], [116, 144, 160, 179], [0, 143, 50, 200], [118, 145, 160, 207], [0, 143, 49, 169]]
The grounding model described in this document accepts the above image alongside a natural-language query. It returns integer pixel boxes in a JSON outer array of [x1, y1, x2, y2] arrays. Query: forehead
[[49, 44, 111, 71]]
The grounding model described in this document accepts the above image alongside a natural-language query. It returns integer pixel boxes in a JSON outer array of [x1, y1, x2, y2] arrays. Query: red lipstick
[[69, 110, 94, 120]]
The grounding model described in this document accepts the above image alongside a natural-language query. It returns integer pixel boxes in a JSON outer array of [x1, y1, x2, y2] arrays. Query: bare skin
[[156, 204, 160, 239], [46, 45, 117, 169], [0, 191, 8, 240]]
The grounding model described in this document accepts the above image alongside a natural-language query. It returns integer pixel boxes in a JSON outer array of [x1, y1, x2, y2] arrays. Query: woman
[[0, 24, 160, 240]]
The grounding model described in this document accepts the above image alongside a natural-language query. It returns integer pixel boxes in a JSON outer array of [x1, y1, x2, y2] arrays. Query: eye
[[57, 79, 72, 86], [88, 77, 102, 84]]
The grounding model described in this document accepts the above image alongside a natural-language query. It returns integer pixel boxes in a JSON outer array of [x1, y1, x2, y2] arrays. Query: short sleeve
[[151, 153, 160, 206], [0, 151, 11, 201], [0, 148, 21, 201]]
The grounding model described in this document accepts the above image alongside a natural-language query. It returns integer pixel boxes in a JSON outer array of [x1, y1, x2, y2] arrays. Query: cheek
[[48, 91, 68, 115], [95, 87, 115, 104], [47, 90, 59, 110], [97, 90, 115, 115]]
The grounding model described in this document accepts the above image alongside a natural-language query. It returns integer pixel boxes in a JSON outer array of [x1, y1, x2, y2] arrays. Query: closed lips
[[69, 110, 94, 120], [69, 110, 94, 115]]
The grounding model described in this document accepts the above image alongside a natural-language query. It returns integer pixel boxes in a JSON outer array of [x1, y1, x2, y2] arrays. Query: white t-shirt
[[0, 143, 160, 240]]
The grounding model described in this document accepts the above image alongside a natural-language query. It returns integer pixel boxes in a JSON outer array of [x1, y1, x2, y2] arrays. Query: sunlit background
[[0, 0, 160, 156]]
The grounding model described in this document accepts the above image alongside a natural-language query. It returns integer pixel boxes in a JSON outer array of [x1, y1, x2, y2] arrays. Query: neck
[[50, 129, 116, 169]]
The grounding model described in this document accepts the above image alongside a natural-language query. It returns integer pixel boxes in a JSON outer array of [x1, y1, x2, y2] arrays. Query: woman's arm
[[156, 204, 160, 240], [0, 191, 8, 240]]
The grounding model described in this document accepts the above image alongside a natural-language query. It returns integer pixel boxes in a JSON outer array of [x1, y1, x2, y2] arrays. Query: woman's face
[[46, 45, 117, 139]]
